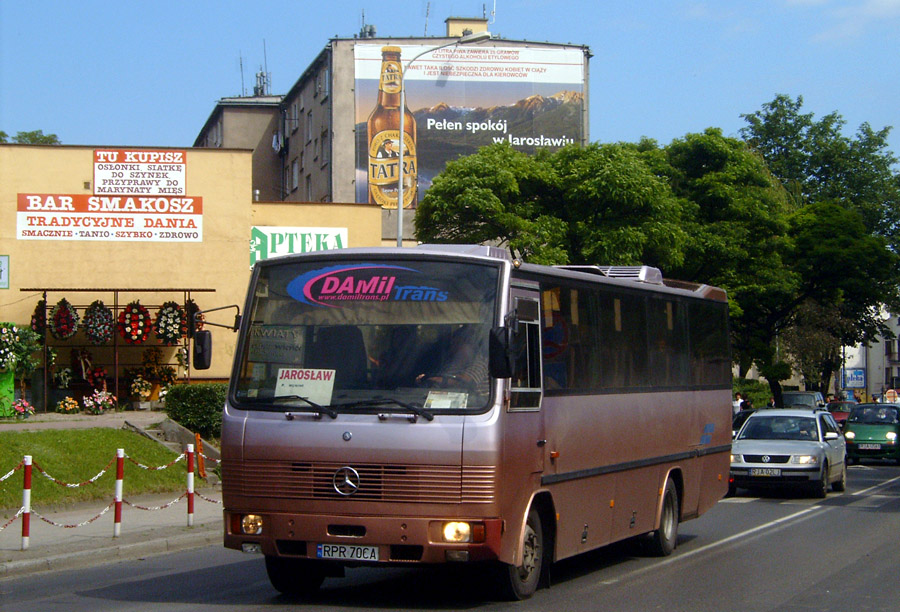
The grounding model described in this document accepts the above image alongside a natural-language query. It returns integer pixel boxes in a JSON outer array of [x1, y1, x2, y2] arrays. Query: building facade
[[194, 18, 592, 244]]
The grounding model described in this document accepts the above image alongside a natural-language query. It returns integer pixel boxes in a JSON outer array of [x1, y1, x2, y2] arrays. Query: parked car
[[843, 403, 900, 465], [781, 391, 825, 409], [730, 409, 847, 498], [826, 400, 857, 427]]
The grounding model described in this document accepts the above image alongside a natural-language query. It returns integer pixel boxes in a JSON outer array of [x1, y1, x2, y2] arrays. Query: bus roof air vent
[[555, 265, 664, 285], [416, 244, 511, 261]]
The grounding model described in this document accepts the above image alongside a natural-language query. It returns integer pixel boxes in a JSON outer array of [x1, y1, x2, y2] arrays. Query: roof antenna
[[424, 1, 430, 36], [239, 53, 246, 96]]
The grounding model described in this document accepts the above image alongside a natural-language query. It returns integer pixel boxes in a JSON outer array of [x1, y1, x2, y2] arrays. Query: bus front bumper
[[224, 510, 505, 564]]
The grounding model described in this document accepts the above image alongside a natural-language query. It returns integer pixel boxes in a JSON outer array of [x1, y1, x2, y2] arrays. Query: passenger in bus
[[376, 326, 420, 388], [416, 325, 489, 392]]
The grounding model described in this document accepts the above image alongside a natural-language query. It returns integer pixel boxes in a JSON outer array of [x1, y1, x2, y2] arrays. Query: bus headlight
[[241, 514, 264, 535], [441, 521, 486, 543]]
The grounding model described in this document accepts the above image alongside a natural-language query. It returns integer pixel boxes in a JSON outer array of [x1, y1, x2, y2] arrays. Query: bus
[[194, 244, 732, 599]]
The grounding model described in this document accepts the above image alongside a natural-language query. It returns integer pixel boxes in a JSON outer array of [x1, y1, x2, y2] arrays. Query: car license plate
[[750, 467, 781, 477], [316, 543, 379, 561], [858, 443, 882, 450]]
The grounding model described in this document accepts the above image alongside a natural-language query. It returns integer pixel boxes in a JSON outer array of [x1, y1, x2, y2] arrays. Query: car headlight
[[844, 431, 856, 440], [887, 432, 898, 441], [730, 454, 742, 463], [791, 455, 819, 465]]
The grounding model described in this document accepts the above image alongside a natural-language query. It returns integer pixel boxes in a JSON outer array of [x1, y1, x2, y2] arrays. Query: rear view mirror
[[489, 327, 513, 379], [193, 330, 212, 370]]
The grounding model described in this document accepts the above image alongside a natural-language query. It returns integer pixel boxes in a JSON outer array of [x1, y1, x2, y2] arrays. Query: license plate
[[316, 543, 379, 561], [750, 467, 781, 477], [858, 443, 882, 450]]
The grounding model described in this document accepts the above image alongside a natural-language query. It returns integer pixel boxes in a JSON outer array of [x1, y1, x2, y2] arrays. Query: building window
[[305, 174, 312, 200], [291, 159, 299, 192], [321, 129, 329, 164], [306, 110, 313, 142], [290, 101, 299, 132]]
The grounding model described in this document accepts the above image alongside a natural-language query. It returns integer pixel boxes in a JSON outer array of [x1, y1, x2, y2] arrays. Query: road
[[2, 463, 899, 611]]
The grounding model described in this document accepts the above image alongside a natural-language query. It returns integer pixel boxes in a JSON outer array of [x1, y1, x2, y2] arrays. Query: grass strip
[[0, 428, 192, 513]]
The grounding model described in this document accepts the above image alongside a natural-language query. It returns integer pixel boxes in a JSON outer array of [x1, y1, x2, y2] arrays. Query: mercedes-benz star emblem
[[333, 466, 361, 496], [762, 455, 771, 463]]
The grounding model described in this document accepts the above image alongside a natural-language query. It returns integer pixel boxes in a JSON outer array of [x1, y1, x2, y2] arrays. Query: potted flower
[[12, 398, 34, 419], [83, 390, 116, 415], [130, 375, 153, 410], [56, 396, 80, 414]]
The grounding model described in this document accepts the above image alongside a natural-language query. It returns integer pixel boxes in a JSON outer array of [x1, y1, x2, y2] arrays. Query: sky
[[1, 0, 898, 157]]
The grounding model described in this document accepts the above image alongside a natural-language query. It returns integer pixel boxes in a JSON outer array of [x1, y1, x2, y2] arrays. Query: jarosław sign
[[16, 149, 202, 242]]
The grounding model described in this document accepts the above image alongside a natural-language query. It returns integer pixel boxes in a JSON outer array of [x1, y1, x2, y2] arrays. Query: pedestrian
[[732, 392, 743, 416]]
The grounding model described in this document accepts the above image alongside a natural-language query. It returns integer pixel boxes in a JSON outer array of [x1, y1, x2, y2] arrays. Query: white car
[[730, 409, 846, 498]]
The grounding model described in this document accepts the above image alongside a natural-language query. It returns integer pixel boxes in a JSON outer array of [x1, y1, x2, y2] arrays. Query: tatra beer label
[[368, 130, 416, 209], [379, 59, 402, 93]]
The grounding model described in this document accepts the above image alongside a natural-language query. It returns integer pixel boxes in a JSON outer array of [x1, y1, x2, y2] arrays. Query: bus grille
[[222, 460, 496, 504]]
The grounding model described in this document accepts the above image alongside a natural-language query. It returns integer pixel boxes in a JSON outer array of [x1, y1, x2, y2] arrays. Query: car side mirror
[[193, 330, 212, 370], [824, 431, 839, 441]]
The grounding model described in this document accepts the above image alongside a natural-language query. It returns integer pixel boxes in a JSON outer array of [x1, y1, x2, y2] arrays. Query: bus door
[[504, 289, 545, 476]]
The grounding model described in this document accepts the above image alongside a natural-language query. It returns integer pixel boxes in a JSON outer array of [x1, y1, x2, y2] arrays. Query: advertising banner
[[354, 44, 585, 207], [16, 194, 202, 242], [250, 226, 348, 268]]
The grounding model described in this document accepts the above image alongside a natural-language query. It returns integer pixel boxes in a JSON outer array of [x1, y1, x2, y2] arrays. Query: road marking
[[851, 473, 900, 496]]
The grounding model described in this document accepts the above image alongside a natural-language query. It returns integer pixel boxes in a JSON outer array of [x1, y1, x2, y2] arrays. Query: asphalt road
[[2, 462, 899, 611]]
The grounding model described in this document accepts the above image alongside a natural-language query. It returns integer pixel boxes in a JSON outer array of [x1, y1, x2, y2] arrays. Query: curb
[[0, 520, 221, 578]]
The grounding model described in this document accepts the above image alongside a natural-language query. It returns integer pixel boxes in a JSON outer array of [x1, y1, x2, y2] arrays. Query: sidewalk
[[0, 409, 224, 578]]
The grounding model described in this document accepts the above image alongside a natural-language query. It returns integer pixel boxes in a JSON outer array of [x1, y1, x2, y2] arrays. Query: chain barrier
[[125, 453, 186, 471], [1, 444, 222, 550], [33, 501, 114, 529], [1, 460, 24, 483], [33, 456, 116, 488]]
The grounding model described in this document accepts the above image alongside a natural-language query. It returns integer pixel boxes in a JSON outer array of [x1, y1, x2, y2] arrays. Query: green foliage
[[164, 383, 226, 439], [733, 377, 771, 410], [0, 428, 186, 511], [0, 129, 61, 145]]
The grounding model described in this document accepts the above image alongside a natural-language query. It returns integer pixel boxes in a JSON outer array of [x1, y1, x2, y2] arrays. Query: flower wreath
[[31, 299, 47, 335], [83, 300, 114, 345], [154, 301, 188, 345], [86, 365, 107, 390], [184, 299, 203, 338], [49, 298, 80, 340], [118, 300, 152, 345]]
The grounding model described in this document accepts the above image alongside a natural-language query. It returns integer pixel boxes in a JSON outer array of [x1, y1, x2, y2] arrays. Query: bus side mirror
[[193, 330, 212, 370], [489, 327, 513, 379]]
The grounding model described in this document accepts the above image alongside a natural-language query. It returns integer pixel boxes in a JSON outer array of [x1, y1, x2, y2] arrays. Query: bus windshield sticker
[[274, 368, 336, 405], [285, 264, 448, 307], [423, 391, 468, 409]]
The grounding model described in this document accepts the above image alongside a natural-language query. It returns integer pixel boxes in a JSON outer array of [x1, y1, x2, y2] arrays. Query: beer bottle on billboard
[[367, 46, 417, 209]]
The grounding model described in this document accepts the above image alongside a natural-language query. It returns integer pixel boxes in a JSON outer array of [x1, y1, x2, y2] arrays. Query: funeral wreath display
[[83, 300, 114, 344], [118, 300, 152, 344], [49, 298, 79, 340], [154, 301, 188, 345]]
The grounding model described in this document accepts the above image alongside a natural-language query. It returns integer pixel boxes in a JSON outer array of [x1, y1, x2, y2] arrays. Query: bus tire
[[496, 506, 543, 600], [647, 479, 679, 557], [264, 556, 326, 597]]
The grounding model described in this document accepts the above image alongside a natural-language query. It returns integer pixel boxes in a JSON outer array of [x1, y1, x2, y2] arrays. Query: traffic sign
[[885, 389, 898, 402]]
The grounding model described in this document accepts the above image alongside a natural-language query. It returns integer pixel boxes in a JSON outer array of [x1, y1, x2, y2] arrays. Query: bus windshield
[[233, 258, 501, 414]]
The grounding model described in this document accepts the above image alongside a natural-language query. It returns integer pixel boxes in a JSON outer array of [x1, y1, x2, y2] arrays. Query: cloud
[[813, 0, 900, 41]]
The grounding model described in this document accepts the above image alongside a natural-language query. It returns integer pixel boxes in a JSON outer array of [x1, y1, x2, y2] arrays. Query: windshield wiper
[[271, 395, 338, 419], [334, 398, 434, 422]]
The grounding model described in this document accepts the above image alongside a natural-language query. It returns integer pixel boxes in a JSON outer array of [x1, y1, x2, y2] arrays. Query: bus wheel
[[647, 479, 679, 557], [497, 507, 543, 600], [264, 556, 326, 597]]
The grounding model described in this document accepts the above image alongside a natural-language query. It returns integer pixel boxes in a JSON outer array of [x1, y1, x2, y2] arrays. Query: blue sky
[[1, 0, 898, 156]]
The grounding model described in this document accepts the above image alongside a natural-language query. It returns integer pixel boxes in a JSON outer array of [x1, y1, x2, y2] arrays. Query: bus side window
[[510, 318, 542, 409]]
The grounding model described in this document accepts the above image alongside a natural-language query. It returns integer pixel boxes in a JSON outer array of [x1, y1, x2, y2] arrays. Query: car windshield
[[232, 257, 501, 414], [739, 416, 819, 441], [847, 405, 900, 425]]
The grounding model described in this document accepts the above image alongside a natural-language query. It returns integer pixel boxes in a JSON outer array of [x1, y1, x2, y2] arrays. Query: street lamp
[[397, 30, 492, 247]]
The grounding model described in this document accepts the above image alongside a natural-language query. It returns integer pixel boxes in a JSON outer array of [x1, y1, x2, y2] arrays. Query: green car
[[843, 404, 900, 464]]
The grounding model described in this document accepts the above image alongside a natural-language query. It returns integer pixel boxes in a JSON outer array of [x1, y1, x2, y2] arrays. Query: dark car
[[843, 403, 900, 464], [781, 391, 825, 409], [732, 409, 757, 439]]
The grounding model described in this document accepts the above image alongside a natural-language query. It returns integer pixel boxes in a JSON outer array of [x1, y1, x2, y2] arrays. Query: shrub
[[164, 383, 226, 439], [733, 377, 771, 410]]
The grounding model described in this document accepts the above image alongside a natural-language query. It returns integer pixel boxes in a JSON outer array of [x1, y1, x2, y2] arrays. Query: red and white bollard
[[114, 448, 124, 537], [21, 455, 32, 551], [186, 443, 195, 527]]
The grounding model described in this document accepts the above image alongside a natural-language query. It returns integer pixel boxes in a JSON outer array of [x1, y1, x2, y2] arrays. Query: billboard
[[354, 44, 586, 207]]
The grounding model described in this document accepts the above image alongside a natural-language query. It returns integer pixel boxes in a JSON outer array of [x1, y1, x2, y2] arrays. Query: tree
[[0, 129, 61, 144]]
